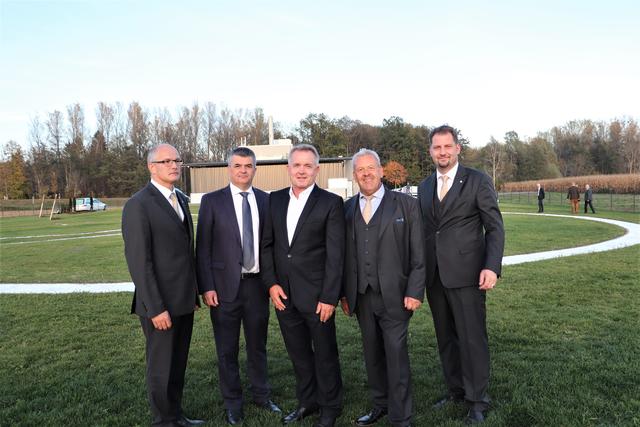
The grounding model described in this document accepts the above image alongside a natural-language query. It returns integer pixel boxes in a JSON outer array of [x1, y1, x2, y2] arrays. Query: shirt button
[[287, 254, 292, 258]]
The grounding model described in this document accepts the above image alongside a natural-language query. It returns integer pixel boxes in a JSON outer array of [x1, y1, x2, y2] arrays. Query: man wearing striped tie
[[122, 144, 204, 426]]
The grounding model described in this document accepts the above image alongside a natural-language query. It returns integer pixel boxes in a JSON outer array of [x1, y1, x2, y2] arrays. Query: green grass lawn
[[1, 206, 635, 283], [1, 244, 638, 426], [0, 206, 639, 426]]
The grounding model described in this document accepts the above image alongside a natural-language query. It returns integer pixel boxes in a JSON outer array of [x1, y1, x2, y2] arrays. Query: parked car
[[75, 197, 107, 211]]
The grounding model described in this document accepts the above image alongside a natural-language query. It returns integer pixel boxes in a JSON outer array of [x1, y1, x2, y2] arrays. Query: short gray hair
[[352, 148, 381, 167], [288, 144, 319, 166], [147, 144, 179, 164]]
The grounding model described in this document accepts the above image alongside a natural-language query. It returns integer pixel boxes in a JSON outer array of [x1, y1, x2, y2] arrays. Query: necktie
[[439, 175, 449, 201], [169, 192, 181, 218], [240, 192, 255, 270], [362, 195, 373, 224]]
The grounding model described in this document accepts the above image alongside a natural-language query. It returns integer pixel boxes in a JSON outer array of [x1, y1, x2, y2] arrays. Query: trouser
[[537, 199, 544, 213], [570, 199, 579, 214], [276, 303, 343, 417], [584, 200, 595, 213], [140, 313, 194, 426], [427, 273, 490, 411], [210, 276, 271, 410], [356, 289, 413, 426]]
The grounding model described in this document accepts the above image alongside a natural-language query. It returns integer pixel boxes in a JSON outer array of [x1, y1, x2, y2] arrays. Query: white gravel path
[[1, 212, 638, 294]]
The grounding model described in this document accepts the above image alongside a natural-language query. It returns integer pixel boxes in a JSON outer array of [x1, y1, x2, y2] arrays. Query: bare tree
[[28, 116, 49, 196], [127, 102, 149, 158], [248, 108, 268, 146], [622, 118, 640, 174], [203, 102, 217, 160], [96, 102, 116, 149], [65, 103, 86, 194], [46, 110, 65, 160], [483, 137, 507, 186]]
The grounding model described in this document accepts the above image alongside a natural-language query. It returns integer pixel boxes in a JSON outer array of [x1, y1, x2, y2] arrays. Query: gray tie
[[240, 192, 255, 270]]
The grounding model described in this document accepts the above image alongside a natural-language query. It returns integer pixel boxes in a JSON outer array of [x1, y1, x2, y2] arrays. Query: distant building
[[183, 157, 355, 202], [184, 116, 358, 201]]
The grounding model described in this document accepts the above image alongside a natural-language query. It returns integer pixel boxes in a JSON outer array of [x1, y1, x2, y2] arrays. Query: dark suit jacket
[[418, 165, 505, 289], [196, 185, 268, 302], [261, 185, 345, 313], [567, 186, 580, 200], [122, 183, 199, 317], [585, 188, 593, 201], [343, 189, 426, 320], [538, 187, 545, 200]]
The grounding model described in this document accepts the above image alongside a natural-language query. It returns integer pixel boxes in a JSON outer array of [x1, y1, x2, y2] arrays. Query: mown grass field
[[0, 204, 639, 426]]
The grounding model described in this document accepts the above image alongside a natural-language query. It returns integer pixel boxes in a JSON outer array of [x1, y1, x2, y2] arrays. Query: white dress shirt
[[287, 184, 315, 246], [151, 179, 184, 221], [436, 162, 460, 199], [230, 183, 260, 274], [359, 184, 385, 219]]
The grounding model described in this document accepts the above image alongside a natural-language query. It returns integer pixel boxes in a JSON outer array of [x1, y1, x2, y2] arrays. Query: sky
[[1, 0, 639, 151]]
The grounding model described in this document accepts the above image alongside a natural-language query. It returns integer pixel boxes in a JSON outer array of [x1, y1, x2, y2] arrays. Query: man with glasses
[[196, 147, 281, 425], [122, 143, 204, 427]]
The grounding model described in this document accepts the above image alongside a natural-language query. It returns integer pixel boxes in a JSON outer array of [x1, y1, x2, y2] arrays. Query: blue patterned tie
[[240, 192, 255, 270]]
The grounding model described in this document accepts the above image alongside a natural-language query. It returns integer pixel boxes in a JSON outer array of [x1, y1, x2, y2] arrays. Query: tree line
[[1, 101, 639, 199]]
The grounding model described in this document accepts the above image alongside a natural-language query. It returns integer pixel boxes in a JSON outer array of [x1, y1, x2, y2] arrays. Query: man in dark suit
[[261, 144, 345, 427], [341, 149, 425, 427], [537, 183, 545, 213], [584, 184, 596, 213], [417, 126, 505, 425], [122, 143, 205, 427], [196, 147, 281, 425]]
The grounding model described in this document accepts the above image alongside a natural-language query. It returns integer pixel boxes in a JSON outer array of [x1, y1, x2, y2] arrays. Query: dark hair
[[227, 147, 256, 167], [429, 125, 459, 146]]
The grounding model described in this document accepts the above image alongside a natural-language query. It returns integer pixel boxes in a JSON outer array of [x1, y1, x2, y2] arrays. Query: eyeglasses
[[152, 159, 183, 166]]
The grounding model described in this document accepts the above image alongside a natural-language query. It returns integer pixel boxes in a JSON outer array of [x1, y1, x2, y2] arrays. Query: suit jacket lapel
[[147, 183, 186, 230], [290, 185, 320, 248], [424, 173, 437, 221], [256, 190, 266, 239], [439, 165, 468, 219], [346, 195, 357, 241], [176, 191, 195, 243], [222, 186, 242, 246], [378, 188, 396, 237]]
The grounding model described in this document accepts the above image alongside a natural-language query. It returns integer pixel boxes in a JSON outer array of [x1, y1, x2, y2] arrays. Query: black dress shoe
[[313, 415, 336, 427], [282, 406, 319, 424], [432, 395, 464, 409], [256, 399, 283, 413], [355, 408, 387, 426], [464, 409, 486, 424], [226, 408, 244, 425], [177, 414, 206, 426]]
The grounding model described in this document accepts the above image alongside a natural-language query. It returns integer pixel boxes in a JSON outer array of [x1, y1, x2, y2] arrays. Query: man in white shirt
[[122, 143, 204, 427], [196, 147, 281, 425], [261, 144, 346, 427]]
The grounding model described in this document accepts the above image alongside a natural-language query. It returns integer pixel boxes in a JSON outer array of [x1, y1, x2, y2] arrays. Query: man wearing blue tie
[[196, 147, 281, 425]]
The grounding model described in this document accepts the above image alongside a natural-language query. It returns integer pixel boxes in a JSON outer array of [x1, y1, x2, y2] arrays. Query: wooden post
[[49, 193, 58, 220], [39, 194, 45, 218]]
